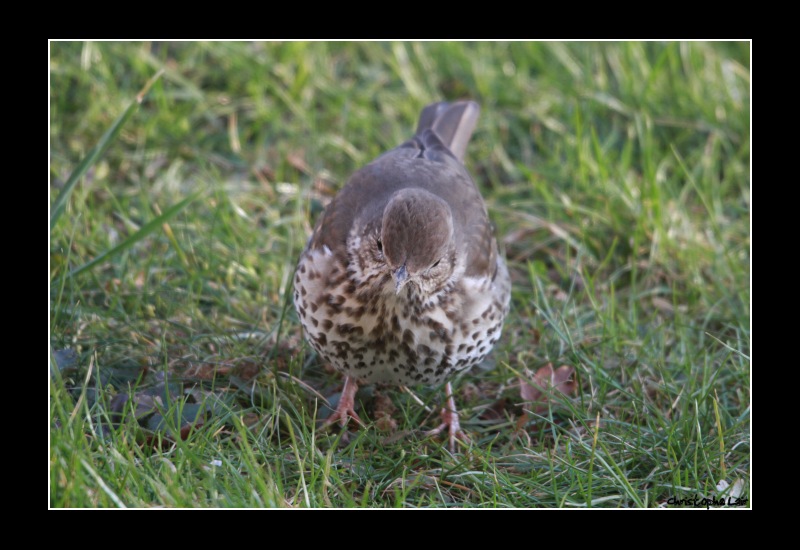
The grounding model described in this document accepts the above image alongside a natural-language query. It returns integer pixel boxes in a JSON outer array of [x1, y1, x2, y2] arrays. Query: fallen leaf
[[373, 392, 397, 432], [520, 363, 577, 414], [375, 414, 398, 432], [287, 150, 311, 174], [228, 359, 266, 387], [651, 296, 674, 313]]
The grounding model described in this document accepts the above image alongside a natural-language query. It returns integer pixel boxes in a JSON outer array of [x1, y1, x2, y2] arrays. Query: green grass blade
[[67, 194, 198, 278], [50, 69, 164, 230]]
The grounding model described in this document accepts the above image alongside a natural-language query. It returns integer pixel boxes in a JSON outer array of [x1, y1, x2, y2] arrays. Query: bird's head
[[374, 188, 457, 297]]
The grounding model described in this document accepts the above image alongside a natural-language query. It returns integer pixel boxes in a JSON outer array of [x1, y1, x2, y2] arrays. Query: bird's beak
[[394, 264, 408, 294]]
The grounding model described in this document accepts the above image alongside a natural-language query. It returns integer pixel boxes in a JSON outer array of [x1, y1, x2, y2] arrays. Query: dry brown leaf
[[651, 296, 674, 313], [230, 359, 262, 381], [375, 414, 398, 432], [373, 392, 397, 432], [520, 363, 577, 414], [183, 360, 234, 380], [287, 150, 311, 174]]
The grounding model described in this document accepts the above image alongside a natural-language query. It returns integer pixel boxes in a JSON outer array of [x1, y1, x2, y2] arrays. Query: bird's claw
[[321, 376, 366, 430]]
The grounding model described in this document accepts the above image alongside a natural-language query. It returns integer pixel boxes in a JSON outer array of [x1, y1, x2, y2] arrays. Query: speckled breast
[[294, 245, 511, 386]]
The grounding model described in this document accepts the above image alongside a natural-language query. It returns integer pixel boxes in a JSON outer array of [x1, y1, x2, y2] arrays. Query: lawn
[[50, 41, 750, 508]]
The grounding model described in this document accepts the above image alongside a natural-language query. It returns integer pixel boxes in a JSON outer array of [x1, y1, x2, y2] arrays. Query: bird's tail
[[416, 101, 480, 162]]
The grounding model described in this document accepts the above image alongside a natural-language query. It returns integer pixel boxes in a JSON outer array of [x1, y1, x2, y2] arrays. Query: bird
[[293, 101, 511, 451]]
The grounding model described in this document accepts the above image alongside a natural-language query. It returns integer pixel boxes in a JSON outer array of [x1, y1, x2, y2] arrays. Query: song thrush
[[294, 101, 511, 451]]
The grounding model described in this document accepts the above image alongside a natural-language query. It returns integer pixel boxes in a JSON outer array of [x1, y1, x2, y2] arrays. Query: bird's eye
[[376, 239, 383, 252]]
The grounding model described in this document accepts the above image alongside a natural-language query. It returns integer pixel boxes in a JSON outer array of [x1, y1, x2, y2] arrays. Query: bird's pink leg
[[425, 382, 471, 452], [322, 376, 366, 429]]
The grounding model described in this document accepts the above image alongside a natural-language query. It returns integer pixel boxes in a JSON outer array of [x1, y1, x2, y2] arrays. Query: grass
[[50, 41, 750, 508]]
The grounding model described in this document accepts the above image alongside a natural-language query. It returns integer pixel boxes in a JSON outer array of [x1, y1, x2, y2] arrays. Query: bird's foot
[[425, 382, 471, 452], [322, 377, 366, 430]]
